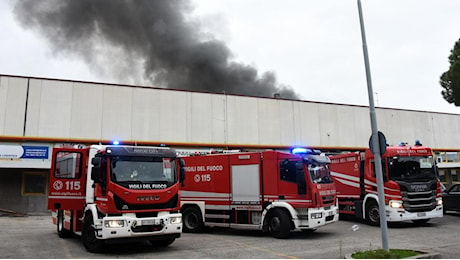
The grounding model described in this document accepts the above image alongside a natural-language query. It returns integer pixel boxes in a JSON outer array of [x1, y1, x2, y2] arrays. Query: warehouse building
[[1, 74, 459, 214]]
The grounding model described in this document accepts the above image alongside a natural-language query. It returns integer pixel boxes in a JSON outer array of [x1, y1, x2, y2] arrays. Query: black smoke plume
[[14, 0, 300, 99]]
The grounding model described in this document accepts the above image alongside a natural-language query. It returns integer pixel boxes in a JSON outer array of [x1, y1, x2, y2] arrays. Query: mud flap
[[355, 200, 364, 219]]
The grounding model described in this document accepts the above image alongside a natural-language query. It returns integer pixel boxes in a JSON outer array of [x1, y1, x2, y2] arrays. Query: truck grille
[[114, 194, 178, 211], [322, 196, 335, 205], [398, 180, 437, 212]]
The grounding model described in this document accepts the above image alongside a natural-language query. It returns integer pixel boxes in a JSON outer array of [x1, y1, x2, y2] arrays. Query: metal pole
[[357, 0, 389, 251]]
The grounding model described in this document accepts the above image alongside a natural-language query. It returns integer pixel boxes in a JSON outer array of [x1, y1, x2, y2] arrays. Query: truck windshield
[[388, 156, 436, 181], [308, 164, 333, 184], [110, 156, 176, 184]]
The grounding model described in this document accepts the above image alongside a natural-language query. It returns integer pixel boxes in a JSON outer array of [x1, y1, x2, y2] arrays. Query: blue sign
[[21, 146, 49, 159]]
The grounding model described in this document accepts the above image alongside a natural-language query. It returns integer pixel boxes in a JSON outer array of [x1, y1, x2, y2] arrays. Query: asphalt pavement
[[1, 213, 460, 258]]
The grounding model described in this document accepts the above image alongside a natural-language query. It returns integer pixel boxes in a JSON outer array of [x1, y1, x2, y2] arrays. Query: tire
[[57, 210, 72, 238], [81, 212, 105, 253], [365, 201, 380, 226], [182, 207, 204, 233], [149, 238, 175, 247], [412, 219, 430, 226], [267, 209, 291, 239]]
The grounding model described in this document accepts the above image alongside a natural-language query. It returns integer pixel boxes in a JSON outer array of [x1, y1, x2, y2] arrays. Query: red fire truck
[[48, 145, 184, 252], [179, 148, 338, 238], [329, 143, 443, 226]]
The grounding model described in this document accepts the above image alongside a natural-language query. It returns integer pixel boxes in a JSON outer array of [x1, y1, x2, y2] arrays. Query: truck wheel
[[365, 201, 380, 226], [268, 209, 291, 239], [182, 207, 204, 233], [81, 213, 105, 253], [57, 210, 72, 238], [149, 238, 175, 247]]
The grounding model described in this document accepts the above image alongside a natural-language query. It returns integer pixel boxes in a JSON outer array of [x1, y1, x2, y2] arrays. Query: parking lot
[[1, 213, 460, 258]]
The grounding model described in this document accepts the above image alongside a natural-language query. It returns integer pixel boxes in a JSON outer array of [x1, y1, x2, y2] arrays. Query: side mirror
[[296, 161, 307, 194], [91, 157, 102, 183], [179, 158, 186, 186]]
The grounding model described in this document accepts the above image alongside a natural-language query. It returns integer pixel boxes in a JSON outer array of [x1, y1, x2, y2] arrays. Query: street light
[[357, 0, 390, 252]]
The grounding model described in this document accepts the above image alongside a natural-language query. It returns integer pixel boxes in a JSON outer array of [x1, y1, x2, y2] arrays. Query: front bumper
[[293, 204, 339, 230], [96, 212, 182, 240], [386, 205, 443, 222]]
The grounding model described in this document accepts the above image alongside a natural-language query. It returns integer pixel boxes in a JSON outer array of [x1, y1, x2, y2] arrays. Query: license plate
[[417, 212, 426, 217], [327, 211, 334, 216], [142, 219, 161, 225]]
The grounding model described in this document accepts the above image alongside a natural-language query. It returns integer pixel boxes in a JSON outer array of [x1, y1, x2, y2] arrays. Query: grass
[[351, 248, 420, 259]]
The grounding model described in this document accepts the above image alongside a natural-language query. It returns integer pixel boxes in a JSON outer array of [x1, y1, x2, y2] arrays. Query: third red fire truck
[[179, 148, 338, 238], [329, 143, 443, 225]]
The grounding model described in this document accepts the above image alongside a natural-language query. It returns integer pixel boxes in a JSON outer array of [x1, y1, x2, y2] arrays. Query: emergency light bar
[[291, 147, 322, 155]]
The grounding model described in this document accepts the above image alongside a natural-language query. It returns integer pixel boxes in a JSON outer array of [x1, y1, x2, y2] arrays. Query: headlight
[[311, 212, 323, 219], [104, 220, 125, 228], [169, 216, 182, 224], [437, 198, 443, 206], [389, 200, 403, 208]]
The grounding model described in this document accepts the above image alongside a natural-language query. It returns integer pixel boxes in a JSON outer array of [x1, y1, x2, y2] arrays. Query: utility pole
[[357, 0, 389, 251]]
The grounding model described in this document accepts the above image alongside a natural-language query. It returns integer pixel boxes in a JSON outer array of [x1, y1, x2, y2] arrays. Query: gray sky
[[1, 0, 459, 114]]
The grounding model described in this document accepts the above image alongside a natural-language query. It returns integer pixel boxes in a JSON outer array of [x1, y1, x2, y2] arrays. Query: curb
[[345, 251, 440, 259]]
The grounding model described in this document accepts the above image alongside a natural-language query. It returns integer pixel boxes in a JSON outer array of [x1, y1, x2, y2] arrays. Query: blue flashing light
[[112, 140, 120, 145], [291, 147, 312, 155]]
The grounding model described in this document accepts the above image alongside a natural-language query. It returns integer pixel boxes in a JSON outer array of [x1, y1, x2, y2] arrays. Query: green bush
[[352, 249, 419, 259]]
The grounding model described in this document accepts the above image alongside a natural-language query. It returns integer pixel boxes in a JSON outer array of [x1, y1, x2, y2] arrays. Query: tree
[[440, 38, 460, 106]]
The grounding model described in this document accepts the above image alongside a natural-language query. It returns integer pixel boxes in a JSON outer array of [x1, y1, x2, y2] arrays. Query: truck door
[[48, 147, 88, 210]]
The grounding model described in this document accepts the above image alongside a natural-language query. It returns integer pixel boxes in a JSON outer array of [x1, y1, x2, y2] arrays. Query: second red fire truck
[[179, 148, 339, 238], [329, 143, 443, 225]]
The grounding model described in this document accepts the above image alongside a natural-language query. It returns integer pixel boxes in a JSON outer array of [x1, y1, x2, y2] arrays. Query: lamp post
[[357, 0, 389, 251]]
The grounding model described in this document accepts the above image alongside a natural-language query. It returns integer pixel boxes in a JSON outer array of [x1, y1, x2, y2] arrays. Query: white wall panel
[[317, 103, 339, 146], [0, 77, 27, 136], [70, 83, 104, 139], [188, 92, 213, 143], [378, 109, 402, 146], [257, 98, 281, 146], [24, 79, 42, 136], [432, 113, 460, 149], [297, 102, 322, 147], [29, 80, 73, 138], [352, 107, 371, 147], [131, 88, 161, 142], [210, 95, 226, 144], [101, 85, 133, 141], [278, 101, 296, 146], [336, 106, 358, 147], [226, 95, 259, 145], [158, 90, 187, 142]]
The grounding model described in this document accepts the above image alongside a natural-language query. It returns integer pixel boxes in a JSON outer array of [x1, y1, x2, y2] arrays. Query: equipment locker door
[[229, 154, 261, 204], [48, 147, 89, 210]]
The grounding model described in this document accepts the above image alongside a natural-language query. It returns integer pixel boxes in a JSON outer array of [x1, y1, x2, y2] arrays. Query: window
[[54, 152, 82, 179], [452, 169, 459, 182], [22, 172, 46, 195], [447, 152, 459, 163], [280, 160, 298, 183], [370, 159, 387, 181], [438, 170, 446, 182]]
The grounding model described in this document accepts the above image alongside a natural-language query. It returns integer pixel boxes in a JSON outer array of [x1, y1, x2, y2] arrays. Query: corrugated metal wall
[[1, 75, 459, 149]]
